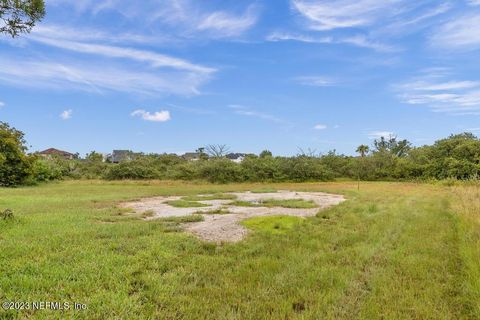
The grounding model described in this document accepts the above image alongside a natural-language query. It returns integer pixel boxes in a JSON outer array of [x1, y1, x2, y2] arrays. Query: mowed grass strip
[[231, 198, 318, 209], [0, 180, 477, 319]]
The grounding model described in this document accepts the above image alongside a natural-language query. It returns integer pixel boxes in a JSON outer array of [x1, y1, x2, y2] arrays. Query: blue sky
[[1, 0, 480, 156]]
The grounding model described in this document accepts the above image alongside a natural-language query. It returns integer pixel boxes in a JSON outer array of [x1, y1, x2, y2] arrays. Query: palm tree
[[356, 145, 369, 157], [355, 145, 369, 191]]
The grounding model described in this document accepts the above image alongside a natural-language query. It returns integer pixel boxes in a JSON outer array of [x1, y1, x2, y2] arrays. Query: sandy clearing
[[121, 191, 345, 242]]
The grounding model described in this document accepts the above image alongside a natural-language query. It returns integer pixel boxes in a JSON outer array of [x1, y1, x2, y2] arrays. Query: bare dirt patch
[[121, 191, 345, 242]]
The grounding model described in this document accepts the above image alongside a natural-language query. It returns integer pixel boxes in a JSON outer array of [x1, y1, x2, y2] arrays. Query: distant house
[[38, 148, 76, 160], [109, 150, 135, 163], [226, 153, 246, 163], [182, 152, 201, 161]]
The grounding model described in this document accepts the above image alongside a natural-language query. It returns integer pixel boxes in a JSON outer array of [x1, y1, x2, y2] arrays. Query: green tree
[[1, 0, 45, 37], [259, 150, 273, 158], [86, 151, 104, 162], [355, 145, 371, 189], [356, 145, 369, 157], [0, 122, 35, 186]]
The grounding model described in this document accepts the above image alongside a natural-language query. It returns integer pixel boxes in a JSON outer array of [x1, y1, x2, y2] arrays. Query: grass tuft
[[157, 215, 204, 223], [241, 215, 304, 234], [231, 198, 318, 209], [250, 188, 278, 194], [181, 193, 237, 201], [194, 208, 231, 215], [165, 200, 211, 208]]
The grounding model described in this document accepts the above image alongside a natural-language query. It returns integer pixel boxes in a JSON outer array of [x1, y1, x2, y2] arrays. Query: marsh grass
[[242, 215, 304, 234], [157, 215, 204, 223], [0, 180, 478, 319], [165, 200, 211, 208], [250, 188, 278, 194], [194, 208, 231, 215], [181, 193, 237, 201], [231, 198, 318, 209]]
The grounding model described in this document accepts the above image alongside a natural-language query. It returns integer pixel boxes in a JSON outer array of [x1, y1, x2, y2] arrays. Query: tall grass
[[451, 184, 480, 317]]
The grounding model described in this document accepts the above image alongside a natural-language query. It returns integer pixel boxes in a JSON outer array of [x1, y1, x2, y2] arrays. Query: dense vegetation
[[1, 122, 480, 186]]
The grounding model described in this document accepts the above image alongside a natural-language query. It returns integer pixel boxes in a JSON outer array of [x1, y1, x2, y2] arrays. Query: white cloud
[[31, 24, 167, 45], [229, 105, 286, 124], [396, 71, 480, 114], [60, 109, 73, 120], [0, 101, 4, 108], [314, 124, 327, 130], [266, 31, 395, 52], [131, 109, 171, 122], [266, 32, 328, 43], [368, 131, 394, 139], [291, 0, 400, 31], [48, 0, 258, 40], [467, 0, 480, 6], [339, 35, 397, 52], [0, 56, 209, 96], [296, 76, 336, 87], [197, 5, 259, 37], [29, 36, 214, 74], [430, 13, 480, 50]]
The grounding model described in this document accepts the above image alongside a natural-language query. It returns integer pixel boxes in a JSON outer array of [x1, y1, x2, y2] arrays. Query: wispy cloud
[[266, 32, 328, 43], [229, 105, 286, 124], [197, 5, 259, 38], [430, 13, 480, 50], [266, 31, 395, 52], [29, 36, 215, 74], [31, 24, 168, 45], [368, 131, 394, 139], [296, 76, 336, 87], [395, 70, 480, 114], [60, 109, 73, 120], [0, 101, 4, 108], [0, 56, 210, 96], [48, 0, 258, 40], [289, 0, 449, 52], [131, 109, 171, 122], [291, 0, 400, 31], [467, 0, 480, 6], [314, 124, 327, 130]]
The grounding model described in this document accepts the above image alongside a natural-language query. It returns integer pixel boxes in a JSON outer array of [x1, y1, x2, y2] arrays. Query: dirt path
[[121, 191, 345, 242]]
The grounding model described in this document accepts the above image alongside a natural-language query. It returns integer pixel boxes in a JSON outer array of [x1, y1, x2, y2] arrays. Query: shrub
[[104, 158, 160, 180], [0, 122, 35, 186]]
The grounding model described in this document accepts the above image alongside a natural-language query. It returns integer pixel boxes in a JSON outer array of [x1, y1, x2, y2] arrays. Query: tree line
[[1, 121, 480, 186]]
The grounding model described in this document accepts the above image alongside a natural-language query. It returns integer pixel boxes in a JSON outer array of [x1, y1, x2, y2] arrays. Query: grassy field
[[0, 180, 479, 319]]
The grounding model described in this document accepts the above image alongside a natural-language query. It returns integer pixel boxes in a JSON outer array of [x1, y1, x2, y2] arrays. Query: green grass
[[157, 215, 205, 223], [194, 208, 231, 215], [231, 198, 318, 209], [250, 188, 278, 194], [165, 199, 211, 208], [0, 180, 478, 319], [181, 193, 237, 201], [242, 215, 304, 234]]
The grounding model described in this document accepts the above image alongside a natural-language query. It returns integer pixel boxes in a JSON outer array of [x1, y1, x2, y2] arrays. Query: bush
[[198, 159, 244, 183], [104, 158, 161, 180], [0, 122, 35, 186]]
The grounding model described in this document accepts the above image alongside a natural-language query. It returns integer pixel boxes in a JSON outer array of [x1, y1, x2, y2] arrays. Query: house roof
[[226, 153, 246, 160], [38, 148, 74, 156], [183, 152, 200, 157]]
